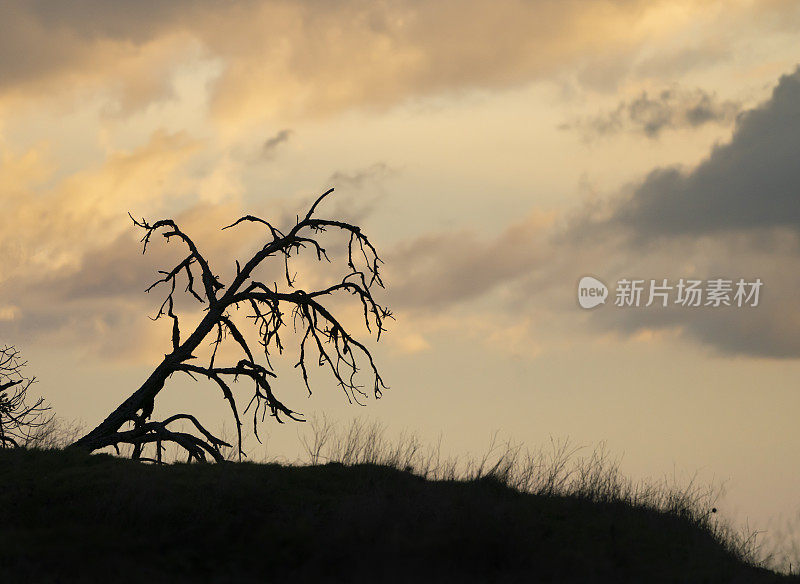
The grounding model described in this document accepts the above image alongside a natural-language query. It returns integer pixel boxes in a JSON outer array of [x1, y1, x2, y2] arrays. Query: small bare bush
[[0, 345, 52, 448]]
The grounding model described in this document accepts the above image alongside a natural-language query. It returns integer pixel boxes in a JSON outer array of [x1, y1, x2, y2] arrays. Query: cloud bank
[[611, 67, 800, 238], [2, 0, 784, 122], [575, 66, 800, 357]]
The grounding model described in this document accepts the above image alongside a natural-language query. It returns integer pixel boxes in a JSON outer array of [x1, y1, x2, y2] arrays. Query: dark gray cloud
[[676, 302, 800, 359], [562, 86, 740, 139], [609, 67, 800, 238], [559, 67, 800, 358], [328, 163, 395, 190], [262, 129, 291, 158]]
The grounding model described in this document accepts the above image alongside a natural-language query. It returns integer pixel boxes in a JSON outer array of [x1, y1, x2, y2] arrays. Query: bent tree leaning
[[70, 189, 391, 462]]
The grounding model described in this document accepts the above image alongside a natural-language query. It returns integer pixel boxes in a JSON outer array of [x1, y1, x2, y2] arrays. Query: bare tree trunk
[[70, 364, 169, 451], [71, 310, 219, 452]]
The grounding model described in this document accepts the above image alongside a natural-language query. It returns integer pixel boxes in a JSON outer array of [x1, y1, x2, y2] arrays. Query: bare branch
[[222, 215, 285, 241], [130, 214, 224, 304]]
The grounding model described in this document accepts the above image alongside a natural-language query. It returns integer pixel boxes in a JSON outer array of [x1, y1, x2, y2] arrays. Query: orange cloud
[[3, 0, 789, 126]]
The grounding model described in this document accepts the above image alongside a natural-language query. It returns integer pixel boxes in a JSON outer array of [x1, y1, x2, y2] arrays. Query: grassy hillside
[[0, 447, 795, 583]]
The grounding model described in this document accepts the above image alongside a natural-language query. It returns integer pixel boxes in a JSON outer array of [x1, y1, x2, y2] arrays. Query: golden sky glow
[[2, 0, 800, 560]]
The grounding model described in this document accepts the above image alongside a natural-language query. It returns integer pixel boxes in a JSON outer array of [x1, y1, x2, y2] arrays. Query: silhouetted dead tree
[[70, 188, 390, 462], [0, 345, 52, 448]]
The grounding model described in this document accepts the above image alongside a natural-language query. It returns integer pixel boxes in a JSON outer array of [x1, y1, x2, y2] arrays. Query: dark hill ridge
[[0, 448, 794, 583]]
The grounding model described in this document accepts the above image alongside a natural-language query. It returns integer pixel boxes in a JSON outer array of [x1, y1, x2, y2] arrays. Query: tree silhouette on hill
[[71, 188, 391, 462]]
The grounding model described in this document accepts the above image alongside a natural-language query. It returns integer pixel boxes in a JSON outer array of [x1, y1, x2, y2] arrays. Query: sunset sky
[[2, 0, 800, 550]]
